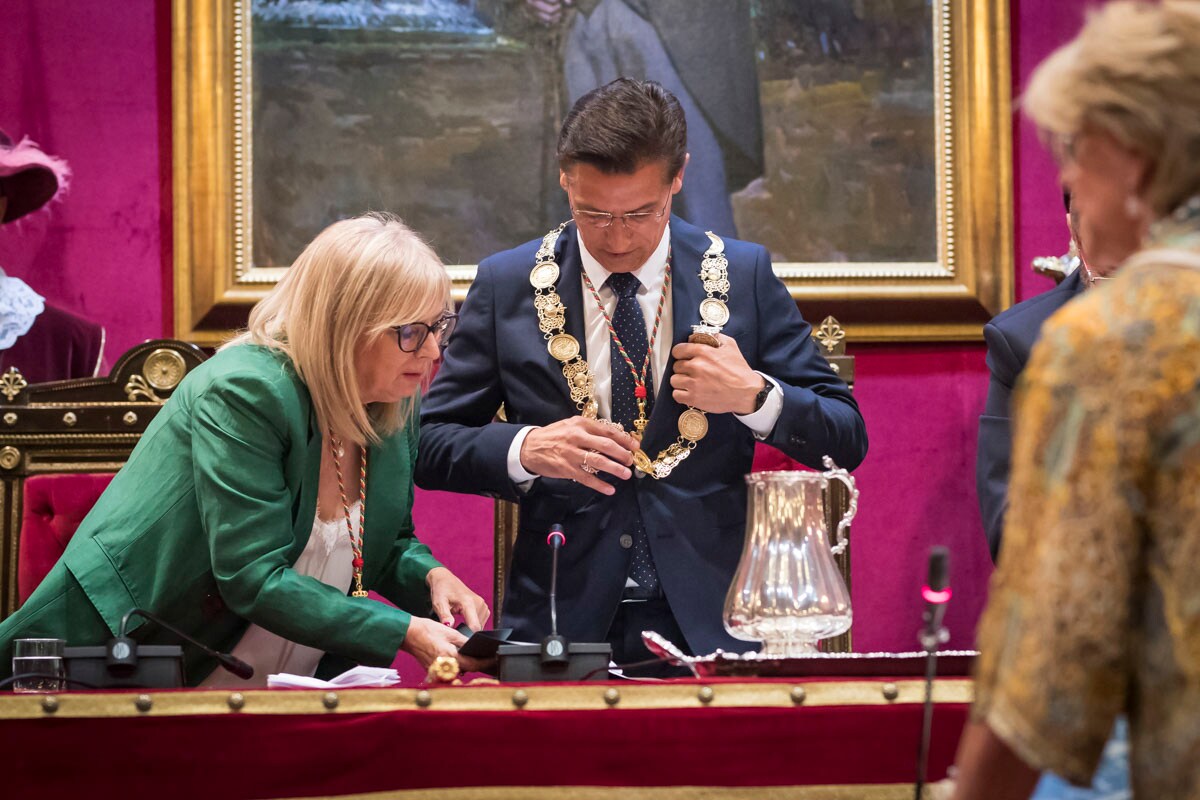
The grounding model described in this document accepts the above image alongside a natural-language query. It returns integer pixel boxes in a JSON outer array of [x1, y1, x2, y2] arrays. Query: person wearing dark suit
[[976, 268, 1085, 562], [416, 79, 866, 670], [0, 214, 488, 686]]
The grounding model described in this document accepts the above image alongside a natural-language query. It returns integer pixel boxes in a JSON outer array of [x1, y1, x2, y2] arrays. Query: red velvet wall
[[0, 1, 1092, 665]]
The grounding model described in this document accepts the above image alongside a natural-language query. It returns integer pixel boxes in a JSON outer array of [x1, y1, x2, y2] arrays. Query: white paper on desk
[[267, 665, 402, 689]]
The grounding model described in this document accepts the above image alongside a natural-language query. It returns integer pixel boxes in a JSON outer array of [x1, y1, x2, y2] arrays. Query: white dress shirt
[[507, 224, 783, 482]]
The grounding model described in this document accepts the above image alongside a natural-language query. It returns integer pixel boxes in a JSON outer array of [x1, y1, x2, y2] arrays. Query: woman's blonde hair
[[225, 212, 449, 446], [1023, 0, 1200, 217]]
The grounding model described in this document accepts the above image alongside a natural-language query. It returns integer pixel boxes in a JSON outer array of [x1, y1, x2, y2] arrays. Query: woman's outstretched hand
[[399, 616, 489, 673], [426, 566, 490, 632]]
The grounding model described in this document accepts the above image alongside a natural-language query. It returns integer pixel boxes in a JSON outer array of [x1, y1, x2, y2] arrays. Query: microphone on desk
[[108, 607, 254, 680], [495, 522, 612, 681], [541, 524, 569, 666], [914, 547, 951, 800]]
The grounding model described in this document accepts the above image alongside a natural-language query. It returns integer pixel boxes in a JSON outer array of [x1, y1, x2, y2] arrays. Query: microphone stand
[[914, 546, 951, 800], [113, 607, 254, 680], [541, 525, 569, 665], [914, 616, 949, 799]]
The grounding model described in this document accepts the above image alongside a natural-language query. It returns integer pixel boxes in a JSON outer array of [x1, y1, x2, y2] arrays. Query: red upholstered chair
[[493, 316, 858, 651], [0, 340, 207, 620], [18, 473, 115, 604]]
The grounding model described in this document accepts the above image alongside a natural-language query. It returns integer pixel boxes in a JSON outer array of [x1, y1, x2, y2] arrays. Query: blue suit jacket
[[976, 269, 1086, 561], [416, 217, 867, 655]]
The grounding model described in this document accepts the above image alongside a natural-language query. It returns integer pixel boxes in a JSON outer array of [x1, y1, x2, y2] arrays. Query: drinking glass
[[11, 638, 66, 693]]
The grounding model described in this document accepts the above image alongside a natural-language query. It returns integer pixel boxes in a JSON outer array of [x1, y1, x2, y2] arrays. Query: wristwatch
[[751, 378, 772, 413]]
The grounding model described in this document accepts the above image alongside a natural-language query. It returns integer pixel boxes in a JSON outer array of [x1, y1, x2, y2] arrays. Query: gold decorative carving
[[143, 349, 187, 391], [0, 447, 20, 470], [125, 375, 165, 405], [0, 368, 27, 402], [426, 656, 460, 685], [815, 317, 847, 355]]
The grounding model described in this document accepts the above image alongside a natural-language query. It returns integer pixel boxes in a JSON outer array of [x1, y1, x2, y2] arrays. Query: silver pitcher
[[723, 457, 859, 656]]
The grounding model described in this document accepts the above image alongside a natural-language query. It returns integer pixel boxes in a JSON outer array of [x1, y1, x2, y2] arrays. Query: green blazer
[[59, 344, 442, 682]]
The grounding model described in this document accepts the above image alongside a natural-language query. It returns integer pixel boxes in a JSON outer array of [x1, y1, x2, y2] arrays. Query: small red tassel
[[352, 557, 364, 569], [634, 385, 647, 399]]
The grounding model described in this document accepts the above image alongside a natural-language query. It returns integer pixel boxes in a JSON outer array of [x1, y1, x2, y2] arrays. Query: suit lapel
[[641, 217, 710, 452]]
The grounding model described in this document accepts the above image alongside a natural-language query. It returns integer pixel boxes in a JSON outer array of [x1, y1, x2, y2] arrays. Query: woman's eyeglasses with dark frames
[[393, 313, 458, 353]]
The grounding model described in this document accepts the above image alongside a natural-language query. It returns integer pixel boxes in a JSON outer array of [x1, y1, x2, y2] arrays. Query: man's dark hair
[[557, 78, 687, 179]]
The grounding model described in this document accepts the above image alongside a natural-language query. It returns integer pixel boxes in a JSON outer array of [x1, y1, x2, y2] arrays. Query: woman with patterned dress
[[951, 3, 1200, 798]]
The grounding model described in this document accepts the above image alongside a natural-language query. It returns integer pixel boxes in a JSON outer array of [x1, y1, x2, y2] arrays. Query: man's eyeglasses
[[568, 193, 670, 231], [393, 313, 458, 353]]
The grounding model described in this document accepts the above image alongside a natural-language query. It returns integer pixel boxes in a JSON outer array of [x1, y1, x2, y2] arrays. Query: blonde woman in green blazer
[[0, 214, 489, 685]]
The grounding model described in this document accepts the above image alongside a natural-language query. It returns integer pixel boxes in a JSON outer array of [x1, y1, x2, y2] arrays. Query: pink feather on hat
[[0, 129, 71, 224]]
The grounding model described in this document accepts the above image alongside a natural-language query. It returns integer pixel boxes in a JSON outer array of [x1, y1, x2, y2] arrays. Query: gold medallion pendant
[[677, 408, 709, 442], [530, 262, 560, 289], [547, 333, 581, 362], [699, 297, 731, 327]]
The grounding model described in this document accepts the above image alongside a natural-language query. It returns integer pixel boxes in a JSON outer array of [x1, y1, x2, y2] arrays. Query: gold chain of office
[[529, 222, 732, 479]]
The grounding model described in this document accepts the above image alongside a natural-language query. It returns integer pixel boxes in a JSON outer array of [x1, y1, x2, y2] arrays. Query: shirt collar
[[576, 223, 671, 297]]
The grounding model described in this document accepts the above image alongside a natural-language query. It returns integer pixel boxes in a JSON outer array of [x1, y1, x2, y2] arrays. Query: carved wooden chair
[[494, 316, 858, 653], [0, 339, 207, 619]]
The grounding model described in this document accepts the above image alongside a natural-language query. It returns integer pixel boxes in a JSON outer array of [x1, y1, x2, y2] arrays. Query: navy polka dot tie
[[605, 272, 660, 595]]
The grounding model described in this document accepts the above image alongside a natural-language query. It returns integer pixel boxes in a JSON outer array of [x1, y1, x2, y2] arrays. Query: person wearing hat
[[0, 130, 105, 384]]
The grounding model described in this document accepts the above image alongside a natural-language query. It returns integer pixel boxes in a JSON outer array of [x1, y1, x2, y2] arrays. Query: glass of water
[[11, 638, 66, 693]]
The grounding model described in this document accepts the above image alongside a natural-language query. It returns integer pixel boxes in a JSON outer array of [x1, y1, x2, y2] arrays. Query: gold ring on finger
[[581, 450, 599, 474]]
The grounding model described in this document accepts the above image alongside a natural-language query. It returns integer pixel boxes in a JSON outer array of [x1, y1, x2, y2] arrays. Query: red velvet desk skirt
[[0, 677, 970, 799]]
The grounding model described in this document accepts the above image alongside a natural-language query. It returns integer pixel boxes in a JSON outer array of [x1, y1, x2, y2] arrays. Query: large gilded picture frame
[[174, 0, 1011, 345]]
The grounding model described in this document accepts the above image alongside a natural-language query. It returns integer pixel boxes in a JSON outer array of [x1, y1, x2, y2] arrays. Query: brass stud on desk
[[227, 692, 245, 711], [790, 686, 807, 705], [322, 692, 339, 710], [603, 688, 620, 707], [3, 412, 16, 425], [415, 690, 432, 708], [512, 689, 529, 708], [63, 411, 78, 427], [882, 683, 899, 702], [135, 694, 153, 713], [697, 686, 715, 705], [41, 696, 59, 714], [123, 411, 138, 426]]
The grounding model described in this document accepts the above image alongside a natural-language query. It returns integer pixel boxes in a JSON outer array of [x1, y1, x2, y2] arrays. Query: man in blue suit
[[977, 196, 1108, 562], [416, 79, 866, 670]]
